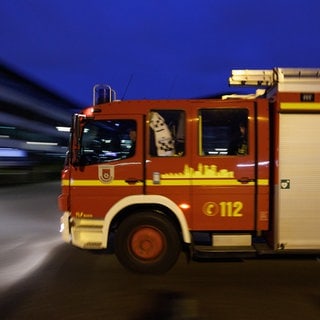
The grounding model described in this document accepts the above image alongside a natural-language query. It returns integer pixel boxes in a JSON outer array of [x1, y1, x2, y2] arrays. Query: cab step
[[191, 233, 258, 259], [192, 245, 257, 259]]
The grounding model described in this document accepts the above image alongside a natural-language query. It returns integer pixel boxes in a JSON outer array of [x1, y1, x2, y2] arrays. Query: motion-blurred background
[[0, 64, 78, 184], [1, 0, 320, 184]]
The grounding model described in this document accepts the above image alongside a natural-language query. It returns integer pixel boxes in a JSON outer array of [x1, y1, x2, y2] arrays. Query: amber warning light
[[179, 203, 190, 210]]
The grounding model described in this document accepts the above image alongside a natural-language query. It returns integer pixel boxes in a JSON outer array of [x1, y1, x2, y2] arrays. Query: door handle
[[125, 178, 142, 185], [237, 177, 255, 184]]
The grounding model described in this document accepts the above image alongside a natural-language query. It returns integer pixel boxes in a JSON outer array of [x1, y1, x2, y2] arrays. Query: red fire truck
[[58, 68, 320, 273]]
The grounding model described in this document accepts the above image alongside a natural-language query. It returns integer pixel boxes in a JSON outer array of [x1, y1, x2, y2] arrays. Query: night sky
[[1, 0, 320, 107]]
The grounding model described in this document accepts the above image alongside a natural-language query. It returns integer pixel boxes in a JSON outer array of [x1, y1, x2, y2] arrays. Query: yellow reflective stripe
[[147, 179, 268, 186], [258, 179, 269, 186], [70, 180, 143, 187], [147, 179, 190, 186], [62, 178, 268, 187], [280, 102, 320, 111], [193, 179, 253, 186], [61, 179, 70, 186], [147, 179, 249, 186]]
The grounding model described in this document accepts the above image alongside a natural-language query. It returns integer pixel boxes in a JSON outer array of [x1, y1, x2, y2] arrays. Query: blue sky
[[1, 0, 320, 107]]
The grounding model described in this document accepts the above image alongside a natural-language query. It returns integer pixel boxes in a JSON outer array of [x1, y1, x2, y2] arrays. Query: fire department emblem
[[98, 165, 114, 184]]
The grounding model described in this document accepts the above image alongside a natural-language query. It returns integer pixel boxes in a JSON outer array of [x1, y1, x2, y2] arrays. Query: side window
[[149, 110, 185, 157], [199, 109, 248, 156], [80, 119, 136, 165]]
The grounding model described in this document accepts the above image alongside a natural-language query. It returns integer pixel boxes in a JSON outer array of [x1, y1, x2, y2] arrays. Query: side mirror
[[71, 114, 86, 166]]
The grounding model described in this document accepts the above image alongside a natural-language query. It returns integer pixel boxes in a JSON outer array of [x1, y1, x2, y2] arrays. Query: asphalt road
[[0, 181, 319, 319]]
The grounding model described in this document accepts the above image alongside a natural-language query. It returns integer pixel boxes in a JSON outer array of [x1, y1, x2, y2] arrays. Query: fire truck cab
[[58, 68, 320, 273]]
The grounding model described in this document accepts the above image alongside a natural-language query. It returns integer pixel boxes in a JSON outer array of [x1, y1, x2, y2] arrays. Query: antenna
[[122, 74, 133, 100]]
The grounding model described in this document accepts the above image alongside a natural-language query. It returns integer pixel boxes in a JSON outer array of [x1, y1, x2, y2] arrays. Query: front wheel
[[114, 212, 181, 274]]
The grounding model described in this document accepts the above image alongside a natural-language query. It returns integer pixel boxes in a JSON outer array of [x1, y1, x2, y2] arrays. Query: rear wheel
[[114, 212, 181, 273]]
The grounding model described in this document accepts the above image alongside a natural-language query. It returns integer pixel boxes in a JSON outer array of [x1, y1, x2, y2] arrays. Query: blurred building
[[0, 63, 80, 184]]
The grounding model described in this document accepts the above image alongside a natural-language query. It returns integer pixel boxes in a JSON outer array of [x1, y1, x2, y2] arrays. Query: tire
[[114, 211, 181, 274]]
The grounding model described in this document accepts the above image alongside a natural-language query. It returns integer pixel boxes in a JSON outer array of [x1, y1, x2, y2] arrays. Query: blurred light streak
[[0, 112, 68, 139], [26, 141, 58, 146], [0, 237, 62, 292], [56, 126, 70, 132], [0, 148, 26, 157]]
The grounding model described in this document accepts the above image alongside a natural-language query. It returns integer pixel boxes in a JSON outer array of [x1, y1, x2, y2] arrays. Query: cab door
[[190, 101, 257, 231], [144, 107, 193, 224], [68, 114, 145, 219]]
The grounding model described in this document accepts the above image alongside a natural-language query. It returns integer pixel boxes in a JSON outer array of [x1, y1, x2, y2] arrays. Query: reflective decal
[[280, 179, 290, 189], [98, 165, 114, 184], [75, 211, 93, 218], [202, 201, 244, 218], [162, 163, 234, 179], [220, 201, 243, 217], [203, 202, 219, 216]]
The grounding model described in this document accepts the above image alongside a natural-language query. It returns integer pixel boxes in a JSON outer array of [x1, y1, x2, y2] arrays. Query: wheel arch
[[102, 195, 191, 248]]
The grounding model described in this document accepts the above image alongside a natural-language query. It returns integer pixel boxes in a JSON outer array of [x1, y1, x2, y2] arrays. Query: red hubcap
[[130, 227, 165, 260]]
